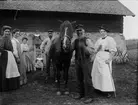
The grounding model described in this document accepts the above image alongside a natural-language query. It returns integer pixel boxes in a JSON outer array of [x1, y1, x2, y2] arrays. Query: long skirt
[[91, 51, 115, 92], [0, 50, 20, 92], [22, 51, 34, 72]]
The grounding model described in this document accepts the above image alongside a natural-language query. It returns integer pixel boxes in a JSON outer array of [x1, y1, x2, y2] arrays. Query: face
[[3, 29, 11, 37], [14, 31, 20, 38], [76, 29, 84, 38], [23, 39, 27, 44], [62, 27, 71, 52], [99, 29, 107, 36], [48, 32, 53, 39]]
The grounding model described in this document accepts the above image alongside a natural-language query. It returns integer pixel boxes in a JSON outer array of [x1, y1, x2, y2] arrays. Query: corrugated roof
[[0, 0, 135, 16]]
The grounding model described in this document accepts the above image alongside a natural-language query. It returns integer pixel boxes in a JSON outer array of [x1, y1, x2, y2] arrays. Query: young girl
[[35, 54, 44, 71], [21, 37, 34, 73]]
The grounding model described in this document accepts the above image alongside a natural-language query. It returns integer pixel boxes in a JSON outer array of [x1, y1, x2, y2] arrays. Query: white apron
[[91, 36, 117, 92], [92, 51, 115, 91], [6, 51, 20, 78]]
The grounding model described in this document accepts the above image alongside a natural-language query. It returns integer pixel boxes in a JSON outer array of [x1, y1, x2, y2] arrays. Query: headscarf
[[1, 25, 12, 36]]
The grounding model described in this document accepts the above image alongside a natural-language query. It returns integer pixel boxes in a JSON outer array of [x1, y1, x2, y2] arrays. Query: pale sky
[[119, 0, 138, 39]]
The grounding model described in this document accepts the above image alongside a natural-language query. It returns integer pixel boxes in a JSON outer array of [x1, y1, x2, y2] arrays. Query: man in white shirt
[[40, 29, 54, 80]]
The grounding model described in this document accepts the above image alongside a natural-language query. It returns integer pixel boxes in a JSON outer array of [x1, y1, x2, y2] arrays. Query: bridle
[[62, 27, 71, 51]]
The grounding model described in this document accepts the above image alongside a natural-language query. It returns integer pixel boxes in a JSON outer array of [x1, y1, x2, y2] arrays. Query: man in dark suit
[[71, 24, 94, 104]]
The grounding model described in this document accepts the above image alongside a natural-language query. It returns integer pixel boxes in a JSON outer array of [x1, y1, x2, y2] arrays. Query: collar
[[37, 57, 43, 61], [102, 35, 108, 39]]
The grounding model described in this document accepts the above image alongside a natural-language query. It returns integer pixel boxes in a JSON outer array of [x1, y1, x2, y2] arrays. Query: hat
[[22, 37, 28, 41], [1, 25, 12, 35], [48, 29, 53, 32], [1, 25, 12, 32], [99, 25, 109, 32], [75, 24, 84, 31]]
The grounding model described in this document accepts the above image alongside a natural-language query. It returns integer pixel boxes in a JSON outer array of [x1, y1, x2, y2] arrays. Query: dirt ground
[[0, 63, 137, 105]]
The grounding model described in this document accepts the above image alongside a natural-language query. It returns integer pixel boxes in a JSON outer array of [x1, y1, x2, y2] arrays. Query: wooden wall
[[0, 10, 123, 33]]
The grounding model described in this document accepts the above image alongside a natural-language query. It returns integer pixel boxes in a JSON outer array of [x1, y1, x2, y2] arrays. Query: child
[[21, 37, 34, 73], [35, 55, 44, 71]]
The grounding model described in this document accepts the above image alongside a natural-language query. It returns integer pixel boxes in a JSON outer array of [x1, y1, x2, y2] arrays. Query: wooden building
[[0, 0, 134, 32], [0, 0, 135, 63]]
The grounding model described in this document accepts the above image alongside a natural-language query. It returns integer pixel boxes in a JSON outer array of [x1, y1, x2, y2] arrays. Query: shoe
[[83, 98, 94, 104], [107, 93, 112, 98], [73, 94, 84, 100]]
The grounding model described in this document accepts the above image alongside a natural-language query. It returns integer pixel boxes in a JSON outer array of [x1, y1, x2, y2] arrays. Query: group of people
[[0, 24, 117, 104], [69, 24, 117, 104], [0, 25, 33, 92], [40, 24, 117, 104]]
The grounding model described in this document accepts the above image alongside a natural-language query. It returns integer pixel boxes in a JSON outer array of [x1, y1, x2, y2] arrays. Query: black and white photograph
[[0, 0, 137, 105]]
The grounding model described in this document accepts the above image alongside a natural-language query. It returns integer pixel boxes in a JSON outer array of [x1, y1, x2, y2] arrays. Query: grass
[[0, 38, 137, 105], [0, 62, 137, 105], [126, 39, 138, 68]]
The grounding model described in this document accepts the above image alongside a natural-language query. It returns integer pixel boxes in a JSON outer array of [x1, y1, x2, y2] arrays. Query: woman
[[21, 37, 33, 73], [0, 25, 20, 92], [91, 26, 117, 97]]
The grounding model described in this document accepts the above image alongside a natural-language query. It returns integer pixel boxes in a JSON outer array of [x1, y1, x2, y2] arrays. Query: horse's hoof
[[56, 91, 61, 95], [64, 91, 69, 95]]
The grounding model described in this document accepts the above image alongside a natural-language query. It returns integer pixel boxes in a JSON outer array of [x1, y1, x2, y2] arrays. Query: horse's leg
[[52, 61, 57, 83], [63, 62, 70, 95], [56, 63, 62, 95]]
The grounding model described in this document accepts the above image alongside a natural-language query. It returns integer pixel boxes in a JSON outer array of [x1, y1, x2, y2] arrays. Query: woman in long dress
[[0, 25, 20, 92], [91, 26, 117, 97], [21, 37, 34, 73]]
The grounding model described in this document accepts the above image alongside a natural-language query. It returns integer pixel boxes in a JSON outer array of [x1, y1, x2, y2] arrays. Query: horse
[[49, 20, 75, 95]]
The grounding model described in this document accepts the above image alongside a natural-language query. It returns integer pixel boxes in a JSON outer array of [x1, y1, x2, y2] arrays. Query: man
[[71, 24, 94, 104], [11, 29, 27, 85], [40, 29, 54, 80]]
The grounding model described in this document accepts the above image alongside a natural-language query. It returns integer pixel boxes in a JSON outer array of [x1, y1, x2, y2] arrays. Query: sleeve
[[21, 44, 24, 53], [23, 44, 29, 51], [26, 44, 29, 51], [108, 37, 117, 53], [85, 39, 95, 54], [11, 40, 18, 58], [94, 38, 101, 52], [40, 38, 47, 51], [71, 39, 76, 52], [0, 37, 4, 52]]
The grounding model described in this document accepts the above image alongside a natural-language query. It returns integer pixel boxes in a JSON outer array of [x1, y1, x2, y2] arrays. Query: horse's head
[[59, 20, 75, 52]]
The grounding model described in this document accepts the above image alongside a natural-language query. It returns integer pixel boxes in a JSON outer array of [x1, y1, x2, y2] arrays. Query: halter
[[62, 27, 71, 52]]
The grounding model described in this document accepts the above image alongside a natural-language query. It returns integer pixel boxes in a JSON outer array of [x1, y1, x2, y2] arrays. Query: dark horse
[[49, 20, 74, 95]]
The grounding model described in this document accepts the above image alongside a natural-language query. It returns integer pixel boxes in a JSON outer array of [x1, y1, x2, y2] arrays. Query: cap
[[48, 29, 53, 32], [75, 24, 84, 31]]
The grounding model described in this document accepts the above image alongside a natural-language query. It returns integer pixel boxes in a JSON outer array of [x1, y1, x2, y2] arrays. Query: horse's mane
[[60, 20, 73, 39]]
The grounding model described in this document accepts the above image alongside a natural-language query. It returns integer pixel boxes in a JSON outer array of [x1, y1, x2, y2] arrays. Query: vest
[[74, 36, 90, 61]]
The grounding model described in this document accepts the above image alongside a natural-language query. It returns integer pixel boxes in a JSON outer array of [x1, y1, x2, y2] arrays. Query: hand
[[16, 57, 20, 64], [105, 59, 111, 64]]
